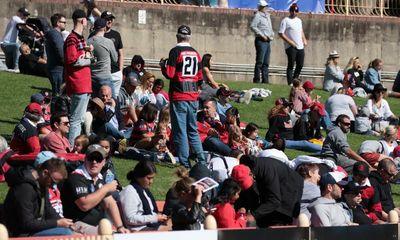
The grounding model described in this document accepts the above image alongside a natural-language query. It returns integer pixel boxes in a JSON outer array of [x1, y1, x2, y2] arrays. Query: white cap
[[258, 0, 268, 7]]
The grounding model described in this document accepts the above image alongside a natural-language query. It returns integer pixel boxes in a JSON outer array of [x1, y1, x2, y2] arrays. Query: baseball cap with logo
[[353, 161, 369, 177], [177, 25, 191, 36], [343, 181, 362, 195], [18, 7, 30, 16], [86, 144, 107, 160], [319, 171, 347, 188], [101, 11, 115, 20]]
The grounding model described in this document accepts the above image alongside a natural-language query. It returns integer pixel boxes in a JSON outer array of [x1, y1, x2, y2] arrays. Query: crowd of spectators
[[1, 1, 400, 238]]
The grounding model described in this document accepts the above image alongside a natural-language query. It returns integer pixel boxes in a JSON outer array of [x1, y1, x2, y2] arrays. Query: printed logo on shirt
[[75, 186, 88, 195]]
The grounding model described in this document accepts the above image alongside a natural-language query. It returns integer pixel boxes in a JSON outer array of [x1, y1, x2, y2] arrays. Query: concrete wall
[[3, 0, 400, 84]]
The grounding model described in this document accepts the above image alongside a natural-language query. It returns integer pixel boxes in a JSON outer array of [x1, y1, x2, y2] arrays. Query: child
[[242, 122, 263, 155], [96, 136, 119, 183], [155, 107, 171, 152], [152, 79, 169, 110], [212, 178, 247, 228], [72, 134, 90, 153], [228, 125, 249, 154], [355, 106, 377, 136], [129, 103, 161, 150], [171, 174, 206, 230]]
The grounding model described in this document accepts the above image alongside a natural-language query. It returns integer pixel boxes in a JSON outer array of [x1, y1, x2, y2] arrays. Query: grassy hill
[[0, 71, 399, 205]]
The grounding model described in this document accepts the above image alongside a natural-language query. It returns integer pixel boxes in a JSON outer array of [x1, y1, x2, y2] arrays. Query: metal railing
[[326, 0, 400, 16], [112, 0, 400, 17]]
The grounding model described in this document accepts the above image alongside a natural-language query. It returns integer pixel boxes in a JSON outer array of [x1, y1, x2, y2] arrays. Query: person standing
[[64, 9, 95, 146], [101, 11, 124, 98], [250, 0, 274, 84], [45, 13, 66, 95], [159, 25, 206, 169], [278, 3, 307, 85], [1, 7, 30, 70], [87, 18, 118, 97]]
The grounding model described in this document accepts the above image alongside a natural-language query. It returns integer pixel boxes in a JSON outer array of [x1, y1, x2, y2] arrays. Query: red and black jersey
[[161, 43, 203, 101], [129, 119, 156, 145], [10, 118, 40, 155], [64, 31, 92, 95]]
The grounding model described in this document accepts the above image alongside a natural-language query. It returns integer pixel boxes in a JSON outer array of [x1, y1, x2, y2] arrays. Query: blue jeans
[[203, 136, 232, 156], [170, 101, 206, 168], [49, 68, 64, 95], [69, 93, 90, 145], [103, 122, 125, 140], [111, 70, 123, 98], [302, 109, 333, 131], [1, 42, 19, 69], [285, 140, 322, 153], [32, 227, 73, 236], [254, 38, 271, 83], [92, 77, 113, 98]]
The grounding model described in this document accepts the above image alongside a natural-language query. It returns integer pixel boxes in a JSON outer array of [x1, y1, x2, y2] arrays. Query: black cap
[[353, 161, 369, 177], [72, 9, 86, 20], [177, 25, 191, 36], [275, 97, 292, 107], [289, 3, 299, 12], [343, 181, 362, 195], [18, 7, 30, 16], [101, 11, 115, 20], [94, 18, 107, 30], [373, 83, 387, 93]]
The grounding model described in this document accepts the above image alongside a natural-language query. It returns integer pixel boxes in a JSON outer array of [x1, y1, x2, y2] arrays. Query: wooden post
[[345, 0, 349, 15], [0, 224, 8, 240], [98, 218, 113, 240]]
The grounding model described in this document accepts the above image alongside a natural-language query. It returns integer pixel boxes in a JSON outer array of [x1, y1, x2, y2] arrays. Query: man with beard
[[45, 13, 67, 95], [308, 172, 357, 226], [321, 114, 370, 173]]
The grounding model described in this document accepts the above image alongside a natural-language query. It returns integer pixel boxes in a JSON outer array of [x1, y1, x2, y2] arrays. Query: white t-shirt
[[325, 94, 357, 121], [278, 17, 304, 49], [366, 99, 394, 120], [2, 16, 24, 43]]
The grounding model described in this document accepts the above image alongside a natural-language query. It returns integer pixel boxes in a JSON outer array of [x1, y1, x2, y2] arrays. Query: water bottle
[[105, 169, 115, 183]]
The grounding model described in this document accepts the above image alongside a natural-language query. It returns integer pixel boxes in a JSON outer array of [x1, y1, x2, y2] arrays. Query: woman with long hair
[[199, 53, 228, 102], [119, 160, 168, 231], [133, 72, 156, 109], [365, 83, 398, 133], [364, 58, 383, 93]]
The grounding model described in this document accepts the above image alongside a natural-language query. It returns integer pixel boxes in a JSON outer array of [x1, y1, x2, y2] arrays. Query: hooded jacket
[[4, 166, 59, 236], [308, 197, 351, 227]]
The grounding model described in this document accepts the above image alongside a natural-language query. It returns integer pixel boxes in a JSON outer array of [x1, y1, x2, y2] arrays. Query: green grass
[[0, 72, 400, 205]]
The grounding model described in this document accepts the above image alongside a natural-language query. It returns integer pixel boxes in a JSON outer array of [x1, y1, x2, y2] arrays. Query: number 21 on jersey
[[182, 54, 199, 77]]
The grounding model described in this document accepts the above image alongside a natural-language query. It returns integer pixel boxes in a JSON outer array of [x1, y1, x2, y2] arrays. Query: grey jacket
[[308, 197, 352, 227], [250, 11, 274, 40]]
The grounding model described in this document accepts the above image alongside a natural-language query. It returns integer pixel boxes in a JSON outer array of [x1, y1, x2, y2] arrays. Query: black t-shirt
[[104, 29, 123, 73], [61, 171, 106, 226], [18, 54, 48, 77], [352, 205, 373, 225]]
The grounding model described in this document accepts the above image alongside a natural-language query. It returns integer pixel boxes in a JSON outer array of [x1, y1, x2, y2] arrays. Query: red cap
[[393, 145, 400, 158], [27, 102, 43, 115], [303, 80, 315, 90], [311, 102, 325, 116], [231, 165, 253, 190]]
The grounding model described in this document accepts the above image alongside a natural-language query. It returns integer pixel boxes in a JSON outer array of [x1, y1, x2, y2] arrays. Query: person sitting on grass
[[133, 71, 156, 110], [152, 78, 169, 110], [129, 103, 162, 150], [119, 160, 168, 231], [212, 178, 247, 229]]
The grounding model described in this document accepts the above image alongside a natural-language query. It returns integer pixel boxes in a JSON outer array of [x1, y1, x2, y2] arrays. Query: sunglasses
[[59, 21, 66, 24], [87, 157, 104, 163], [341, 122, 351, 126], [60, 121, 70, 126]]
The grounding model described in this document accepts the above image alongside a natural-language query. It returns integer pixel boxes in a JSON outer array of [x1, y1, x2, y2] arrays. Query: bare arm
[[103, 195, 129, 233], [302, 31, 307, 46], [118, 48, 124, 71], [74, 181, 117, 212], [278, 33, 296, 47], [345, 149, 373, 168], [203, 67, 219, 89]]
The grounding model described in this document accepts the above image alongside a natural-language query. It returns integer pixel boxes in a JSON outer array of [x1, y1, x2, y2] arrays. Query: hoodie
[[4, 166, 59, 236], [308, 197, 351, 227]]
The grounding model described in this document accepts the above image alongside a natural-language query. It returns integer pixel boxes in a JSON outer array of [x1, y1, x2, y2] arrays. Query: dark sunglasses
[[60, 121, 70, 126], [87, 157, 104, 163], [341, 122, 351, 126], [59, 21, 66, 24]]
